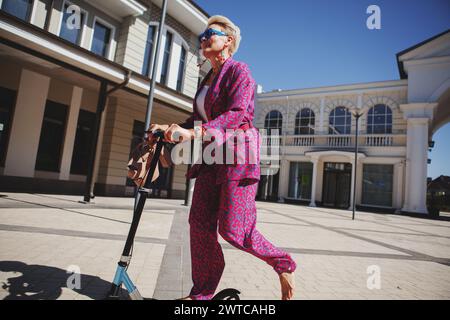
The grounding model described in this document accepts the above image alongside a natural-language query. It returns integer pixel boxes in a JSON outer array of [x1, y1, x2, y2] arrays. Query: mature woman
[[149, 15, 296, 300]]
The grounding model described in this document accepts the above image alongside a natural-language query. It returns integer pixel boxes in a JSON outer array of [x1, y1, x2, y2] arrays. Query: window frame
[[367, 104, 393, 134], [70, 109, 96, 175], [159, 30, 173, 85], [150, 24, 190, 90], [176, 45, 187, 92], [142, 23, 158, 77], [57, 0, 88, 46], [361, 163, 394, 208], [35, 100, 68, 173], [89, 16, 116, 60], [264, 110, 283, 135], [288, 161, 313, 200], [29, 0, 40, 25], [295, 108, 315, 135], [329, 106, 352, 135], [0, 86, 17, 168], [0, 0, 34, 22]]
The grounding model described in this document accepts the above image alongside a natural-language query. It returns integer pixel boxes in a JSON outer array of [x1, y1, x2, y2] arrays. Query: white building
[[0, 0, 209, 199], [255, 29, 450, 215]]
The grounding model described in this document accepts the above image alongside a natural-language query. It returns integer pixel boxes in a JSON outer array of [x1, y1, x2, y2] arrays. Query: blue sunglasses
[[198, 28, 228, 42]]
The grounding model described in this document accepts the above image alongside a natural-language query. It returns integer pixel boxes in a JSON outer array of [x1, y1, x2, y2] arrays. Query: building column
[[4, 69, 50, 177], [92, 104, 108, 186], [355, 158, 364, 205], [59, 86, 83, 180], [394, 161, 404, 210], [319, 97, 325, 134], [402, 158, 410, 211], [278, 159, 290, 199], [309, 158, 318, 207], [402, 118, 430, 214], [293, 162, 299, 197], [399, 103, 436, 214]]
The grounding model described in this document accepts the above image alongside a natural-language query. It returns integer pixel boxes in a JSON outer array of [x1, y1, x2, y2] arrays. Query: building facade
[[0, 0, 209, 198], [255, 30, 450, 214], [1, 2, 448, 214]]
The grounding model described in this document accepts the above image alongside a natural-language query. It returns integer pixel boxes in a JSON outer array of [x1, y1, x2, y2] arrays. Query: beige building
[[0, 0, 209, 199], [255, 30, 450, 214]]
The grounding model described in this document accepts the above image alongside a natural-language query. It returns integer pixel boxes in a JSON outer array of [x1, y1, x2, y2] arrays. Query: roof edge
[[396, 28, 450, 79]]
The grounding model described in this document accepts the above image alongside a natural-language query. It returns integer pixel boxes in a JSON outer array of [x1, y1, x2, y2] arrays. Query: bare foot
[[177, 296, 192, 300], [279, 272, 295, 300]]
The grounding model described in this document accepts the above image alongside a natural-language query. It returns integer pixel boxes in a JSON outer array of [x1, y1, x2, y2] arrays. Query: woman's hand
[[147, 123, 169, 133], [164, 124, 194, 143], [146, 124, 169, 143]]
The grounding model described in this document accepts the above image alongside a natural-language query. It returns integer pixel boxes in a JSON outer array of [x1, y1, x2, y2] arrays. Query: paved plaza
[[0, 192, 449, 300]]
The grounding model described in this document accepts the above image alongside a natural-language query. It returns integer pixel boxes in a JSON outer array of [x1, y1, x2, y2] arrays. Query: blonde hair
[[207, 15, 241, 55]]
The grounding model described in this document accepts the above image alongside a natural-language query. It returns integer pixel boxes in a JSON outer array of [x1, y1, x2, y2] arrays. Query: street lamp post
[[352, 111, 363, 220], [144, 0, 168, 130]]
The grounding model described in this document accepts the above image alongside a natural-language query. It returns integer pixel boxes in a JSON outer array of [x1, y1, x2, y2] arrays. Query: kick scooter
[[107, 130, 241, 300]]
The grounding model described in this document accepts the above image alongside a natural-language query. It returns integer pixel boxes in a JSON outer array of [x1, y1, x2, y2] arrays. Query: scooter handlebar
[[148, 129, 165, 139]]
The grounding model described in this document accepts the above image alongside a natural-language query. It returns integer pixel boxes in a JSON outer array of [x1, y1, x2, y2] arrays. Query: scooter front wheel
[[211, 288, 241, 300]]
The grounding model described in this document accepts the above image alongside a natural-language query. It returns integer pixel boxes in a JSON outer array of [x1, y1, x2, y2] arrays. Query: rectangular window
[[1, 0, 33, 21], [362, 164, 393, 207], [59, 2, 86, 45], [91, 20, 112, 58], [159, 32, 172, 85], [126, 120, 145, 186], [0, 86, 16, 167], [130, 120, 145, 152], [288, 162, 313, 200], [176, 46, 187, 92], [70, 109, 95, 175], [142, 25, 156, 76], [35, 100, 68, 172]]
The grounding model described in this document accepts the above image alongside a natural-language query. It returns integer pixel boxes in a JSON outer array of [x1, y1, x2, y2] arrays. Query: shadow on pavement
[[0, 261, 127, 300]]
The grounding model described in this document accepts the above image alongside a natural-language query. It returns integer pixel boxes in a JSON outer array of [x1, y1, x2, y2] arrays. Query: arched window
[[367, 104, 392, 134], [143, 25, 189, 92], [142, 25, 156, 76], [160, 31, 173, 85], [264, 110, 283, 135], [176, 46, 187, 92], [295, 108, 315, 135], [329, 106, 351, 134]]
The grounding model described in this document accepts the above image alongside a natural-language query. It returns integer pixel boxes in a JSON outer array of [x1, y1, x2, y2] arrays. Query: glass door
[[257, 170, 279, 201], [322, 171, 338, 207], [322, 162, 351, 208]]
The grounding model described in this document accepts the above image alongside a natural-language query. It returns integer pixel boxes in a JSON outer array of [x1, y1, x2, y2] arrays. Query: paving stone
[[0, 193, 449, 300]]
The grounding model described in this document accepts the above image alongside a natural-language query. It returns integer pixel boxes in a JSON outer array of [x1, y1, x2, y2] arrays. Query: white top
[[196, 85, 209, 122]]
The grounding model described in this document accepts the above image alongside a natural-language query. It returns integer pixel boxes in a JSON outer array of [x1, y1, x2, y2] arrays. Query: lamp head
[[351, 109, 365, 118]]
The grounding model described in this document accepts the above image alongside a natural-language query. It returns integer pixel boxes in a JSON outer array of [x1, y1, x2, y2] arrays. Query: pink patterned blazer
[[179, 57, 261, 185]]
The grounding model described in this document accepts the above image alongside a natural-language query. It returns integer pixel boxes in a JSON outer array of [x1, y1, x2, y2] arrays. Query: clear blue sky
[[194, 0, 450, 179]]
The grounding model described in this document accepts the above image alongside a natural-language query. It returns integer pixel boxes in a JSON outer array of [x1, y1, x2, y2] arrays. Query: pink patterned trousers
[[188, 166, 297, 300]]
